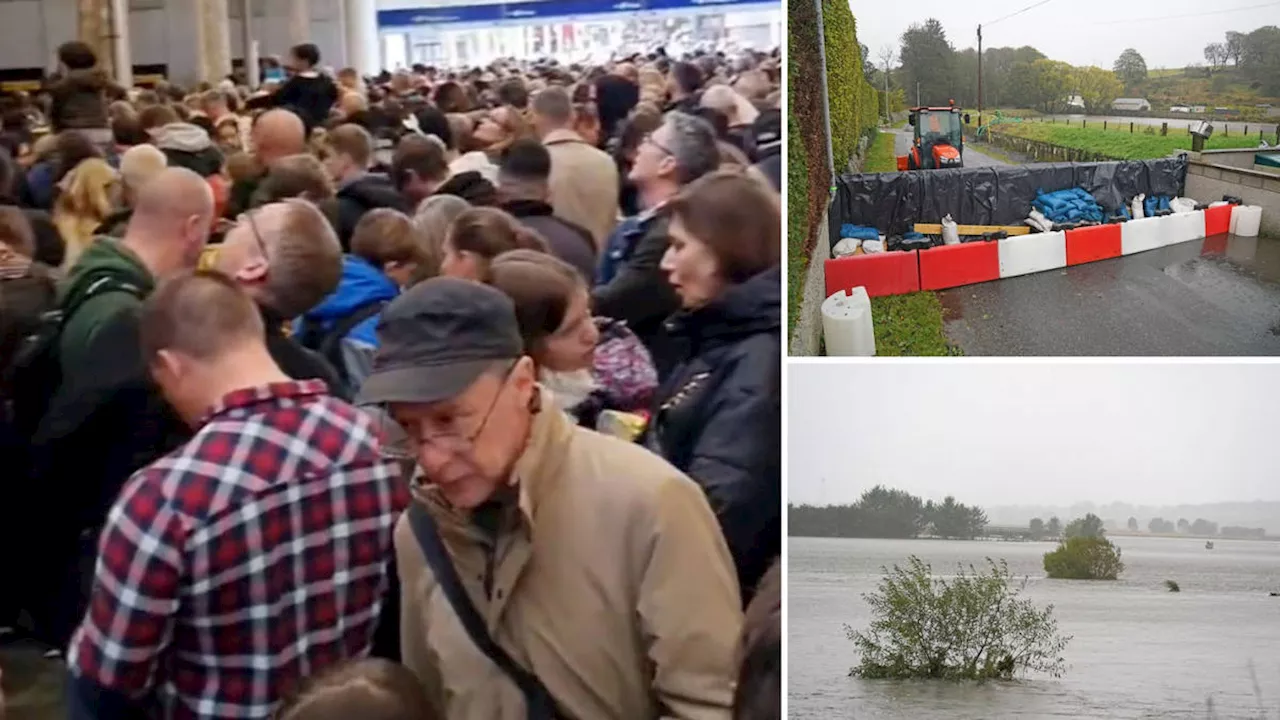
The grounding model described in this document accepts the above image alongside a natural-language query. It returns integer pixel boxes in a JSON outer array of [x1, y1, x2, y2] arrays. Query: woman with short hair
[[643, 170, 781, 607]]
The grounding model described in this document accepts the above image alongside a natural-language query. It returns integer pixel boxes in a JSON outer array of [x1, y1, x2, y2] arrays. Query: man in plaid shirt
[[66, 270, 409, 720]]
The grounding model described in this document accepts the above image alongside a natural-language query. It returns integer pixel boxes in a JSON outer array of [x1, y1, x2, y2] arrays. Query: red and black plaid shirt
[[68, 380, 409, 719]]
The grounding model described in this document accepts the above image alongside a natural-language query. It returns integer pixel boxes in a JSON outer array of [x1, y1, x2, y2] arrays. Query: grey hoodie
[[150, 123, 223, 177]]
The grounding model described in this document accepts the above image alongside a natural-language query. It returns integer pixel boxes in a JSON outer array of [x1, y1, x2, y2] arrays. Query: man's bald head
[[134, 167, 215, 222], [252, 109, 307, 164], [126, 167, 216, 275]]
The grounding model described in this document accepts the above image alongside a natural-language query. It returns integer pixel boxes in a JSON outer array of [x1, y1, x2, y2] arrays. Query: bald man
[[226, 109, 307, 218], [21, 167, 216, 649], [96, 144, 169, 237]]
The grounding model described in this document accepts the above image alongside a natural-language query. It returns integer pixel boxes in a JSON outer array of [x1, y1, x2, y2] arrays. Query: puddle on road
[[1188, 234, 1280, 285]]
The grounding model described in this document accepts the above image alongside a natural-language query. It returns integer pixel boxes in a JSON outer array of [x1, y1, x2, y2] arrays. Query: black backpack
[[295, 300, 388, 390], [1, 274, 144, 447]]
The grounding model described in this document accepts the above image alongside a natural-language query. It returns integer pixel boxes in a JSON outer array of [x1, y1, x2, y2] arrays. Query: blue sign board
[[378, 0, 770, 27]]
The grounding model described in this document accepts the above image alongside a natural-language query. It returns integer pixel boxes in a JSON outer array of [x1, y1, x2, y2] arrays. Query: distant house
[[1064, 94, 1085, 110], [1169, 105, 1191, 113], [1111, 97, 1151, 112]]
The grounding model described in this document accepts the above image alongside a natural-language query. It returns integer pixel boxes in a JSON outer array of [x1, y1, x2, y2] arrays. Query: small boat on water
[[1205, 541, 1214, 550]]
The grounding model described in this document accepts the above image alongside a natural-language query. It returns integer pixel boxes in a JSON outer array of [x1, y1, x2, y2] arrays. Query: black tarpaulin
[[828, 156, 1189, 249]]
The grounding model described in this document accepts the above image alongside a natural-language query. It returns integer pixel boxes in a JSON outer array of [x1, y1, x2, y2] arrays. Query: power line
[[1087, 0, 1280, 27], [982, 0, 1055, 28]]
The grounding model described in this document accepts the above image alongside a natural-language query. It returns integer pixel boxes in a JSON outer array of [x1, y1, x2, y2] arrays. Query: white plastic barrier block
[[998, 230, 1067, 278], [1121, 216, 1164, 255], [1163, 209, 1205, 246]]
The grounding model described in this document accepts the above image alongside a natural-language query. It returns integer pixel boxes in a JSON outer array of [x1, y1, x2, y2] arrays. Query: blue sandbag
[[840, 224, 880, 241]]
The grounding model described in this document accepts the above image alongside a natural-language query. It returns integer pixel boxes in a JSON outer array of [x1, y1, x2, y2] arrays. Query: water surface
[[789, 536, 1280, 719]]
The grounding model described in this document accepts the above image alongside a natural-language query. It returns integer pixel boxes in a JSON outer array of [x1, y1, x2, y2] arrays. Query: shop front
[[377, 0, 779, 70]]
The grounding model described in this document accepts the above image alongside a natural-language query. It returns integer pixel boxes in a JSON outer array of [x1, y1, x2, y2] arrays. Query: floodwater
[[789, 536, 1280, 720], [1038, 114, 1278, 137], [938, 234, 1280, 356]]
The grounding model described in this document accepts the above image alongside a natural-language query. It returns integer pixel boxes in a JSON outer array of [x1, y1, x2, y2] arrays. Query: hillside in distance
[[985, 501, 1280, 535]]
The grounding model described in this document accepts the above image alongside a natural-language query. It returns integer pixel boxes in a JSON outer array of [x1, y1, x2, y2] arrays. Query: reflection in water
[[789, 536, 1280, 720]]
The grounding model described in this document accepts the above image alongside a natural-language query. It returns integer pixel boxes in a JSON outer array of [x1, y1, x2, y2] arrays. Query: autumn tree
[[1112, 48, 1147, 87], [1075, 66, 1123, 113]]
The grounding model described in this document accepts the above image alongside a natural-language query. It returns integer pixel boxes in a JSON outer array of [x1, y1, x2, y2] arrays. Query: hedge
[[788, 0, 880, 336]]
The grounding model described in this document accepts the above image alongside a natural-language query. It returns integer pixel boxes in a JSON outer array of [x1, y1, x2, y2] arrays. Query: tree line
[[1138, 517, 1265, 539], [789, 486, 988, 540], [868, 19, 1280, 114]]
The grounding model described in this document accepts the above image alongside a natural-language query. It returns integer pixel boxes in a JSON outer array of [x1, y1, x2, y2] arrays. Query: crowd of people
[[0, 34, 781, 720]]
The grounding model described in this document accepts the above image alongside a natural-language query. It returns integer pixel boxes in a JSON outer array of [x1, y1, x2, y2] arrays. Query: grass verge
[[863, 130, 897, 173], [993, 121, 1263, 159], [870, 292, 961, 356]]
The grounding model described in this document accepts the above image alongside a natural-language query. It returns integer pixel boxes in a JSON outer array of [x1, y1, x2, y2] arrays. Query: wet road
[[891, 129, 1008, 168], [1039, 113, 1278, 136], [938, 234, 1280, 355], [791, 536, 1280, 720]]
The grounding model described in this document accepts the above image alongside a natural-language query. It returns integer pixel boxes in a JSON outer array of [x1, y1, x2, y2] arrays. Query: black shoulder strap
[[406, 504, 560, 720], [318, 300, 388, 359]]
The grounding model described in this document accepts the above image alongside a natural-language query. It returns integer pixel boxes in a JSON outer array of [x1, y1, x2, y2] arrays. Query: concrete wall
[[1196, 148, 1259, 171], [0, 0, 347, 84], [1185, 157, 1280, 239]]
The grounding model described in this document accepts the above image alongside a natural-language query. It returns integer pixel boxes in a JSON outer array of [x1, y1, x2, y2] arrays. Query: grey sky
[[852, 0, 1277, 71], [788, 363, 1279, 507]]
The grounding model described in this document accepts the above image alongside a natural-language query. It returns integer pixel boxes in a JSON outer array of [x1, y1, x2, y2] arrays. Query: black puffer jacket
[[334, 173, 409, 250], [500, 199, 597, 282], [642, 266, 781, 606], [47, 69, 116, 131]]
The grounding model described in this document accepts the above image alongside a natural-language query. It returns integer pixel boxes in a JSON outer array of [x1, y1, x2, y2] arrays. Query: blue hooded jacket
[[295, 255, 399, 391]]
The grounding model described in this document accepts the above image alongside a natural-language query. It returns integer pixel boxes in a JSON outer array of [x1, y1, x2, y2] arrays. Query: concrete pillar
[[77, 0, 114, 78], [288, 0, 310, 47], [344, 0, 379, 76], [109, 0, 132, 87], [200, 0, 233, 84], [241, 0, 261, 88]]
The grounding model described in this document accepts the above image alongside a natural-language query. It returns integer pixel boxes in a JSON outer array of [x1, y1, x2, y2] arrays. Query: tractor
[[896, 102, 971, 171]]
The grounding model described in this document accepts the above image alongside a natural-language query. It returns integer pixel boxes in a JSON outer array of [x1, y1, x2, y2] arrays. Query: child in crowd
[[273, 659, 436, 720]]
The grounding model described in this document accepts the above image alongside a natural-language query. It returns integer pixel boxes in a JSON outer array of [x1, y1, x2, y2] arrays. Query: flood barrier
[[828, 156, 1189, 247], [825, 203, 1247, 297]]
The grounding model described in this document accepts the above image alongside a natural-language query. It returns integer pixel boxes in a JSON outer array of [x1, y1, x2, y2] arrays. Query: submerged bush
[[846, 556, 1071, 680], [1043, 536, 1125, 580], [1165, 579, 1181, 592]]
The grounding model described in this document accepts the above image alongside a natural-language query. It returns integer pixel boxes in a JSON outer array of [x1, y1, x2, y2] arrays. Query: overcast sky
[[788, 363, 1279, 507], [852, 0, 1278, 71]]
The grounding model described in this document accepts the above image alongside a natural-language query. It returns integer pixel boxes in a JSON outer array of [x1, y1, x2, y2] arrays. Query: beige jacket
[[544, 129, 620, 251], [396, 391, 742, 720]]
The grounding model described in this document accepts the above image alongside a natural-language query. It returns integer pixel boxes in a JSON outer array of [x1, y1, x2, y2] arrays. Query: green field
[[992, 121, 1264, 160]]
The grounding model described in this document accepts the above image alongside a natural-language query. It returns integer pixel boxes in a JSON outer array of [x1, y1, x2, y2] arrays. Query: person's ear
[[236, 253, 269, 284], [151, 348, 185, 385], [512, 356, 539, 410]]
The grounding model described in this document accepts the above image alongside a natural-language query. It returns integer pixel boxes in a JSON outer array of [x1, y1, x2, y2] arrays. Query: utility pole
[[813, 0, 835, 181], [977, 24, 983, 130], [883, 57, 890, 123]]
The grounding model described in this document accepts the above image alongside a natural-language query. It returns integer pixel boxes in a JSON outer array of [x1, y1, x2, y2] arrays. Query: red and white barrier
[[1120, 216, 1164, 255], [1204, 204, 1232, 236], [998, 231, 1066, 279], [1065, 224, 1122, 266], [1162, 210, 1206, 247], [919, 242, 1000, 290], [824, 252, 921, 298]]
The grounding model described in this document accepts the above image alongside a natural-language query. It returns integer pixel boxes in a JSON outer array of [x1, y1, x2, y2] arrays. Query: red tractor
[[896, 102, 971, 171]]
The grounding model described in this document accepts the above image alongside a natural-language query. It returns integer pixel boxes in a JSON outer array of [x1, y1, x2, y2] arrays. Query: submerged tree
[[1043, 536, 1125, 580], [847, 556, 1070, 681]]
